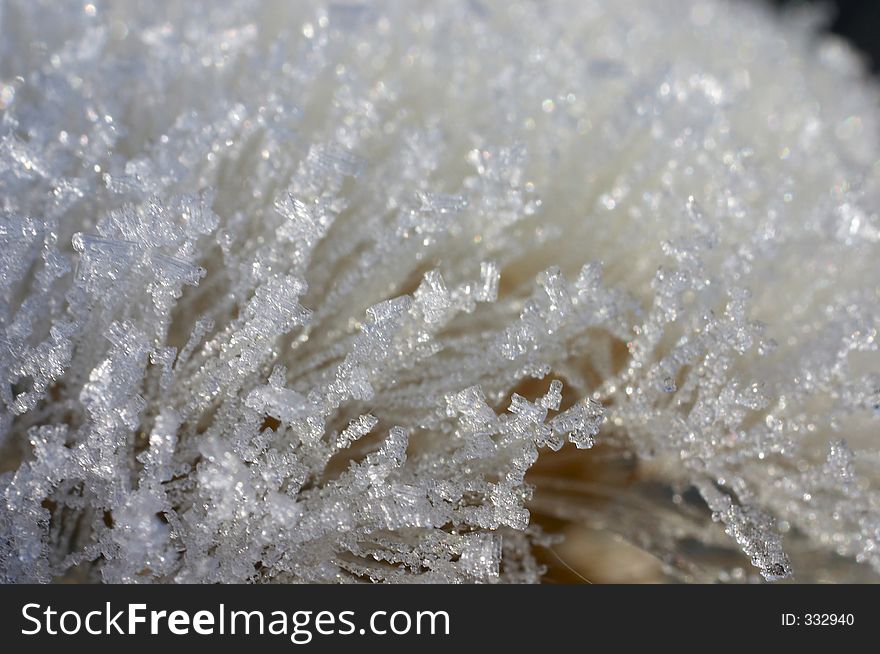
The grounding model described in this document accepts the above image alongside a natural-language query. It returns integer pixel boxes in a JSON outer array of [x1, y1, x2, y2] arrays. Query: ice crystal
[[1, 0, 879, 583]]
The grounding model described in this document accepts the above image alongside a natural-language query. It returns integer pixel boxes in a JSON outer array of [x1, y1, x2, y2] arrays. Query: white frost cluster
[[1, 0, 879, 583]]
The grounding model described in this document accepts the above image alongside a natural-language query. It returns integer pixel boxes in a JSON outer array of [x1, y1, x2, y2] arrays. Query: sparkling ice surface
[[1, 0, 879, 583]]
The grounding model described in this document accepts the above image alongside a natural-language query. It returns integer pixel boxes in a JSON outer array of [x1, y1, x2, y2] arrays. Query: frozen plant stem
[[0, 0, 879, 583]]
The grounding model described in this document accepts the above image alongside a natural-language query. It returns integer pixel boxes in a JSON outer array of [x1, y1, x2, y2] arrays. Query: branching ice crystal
[[0, 0, 879, 583]]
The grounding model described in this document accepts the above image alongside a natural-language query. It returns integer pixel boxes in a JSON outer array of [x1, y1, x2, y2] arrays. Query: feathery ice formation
[[0, 0, 879, 583]]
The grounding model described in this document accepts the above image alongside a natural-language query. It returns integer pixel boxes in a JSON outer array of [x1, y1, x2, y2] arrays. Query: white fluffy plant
[[0, 0, 879, 583]]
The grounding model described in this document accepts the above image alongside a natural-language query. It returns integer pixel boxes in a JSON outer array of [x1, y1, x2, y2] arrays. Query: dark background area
[[772, 0, 880, 71]]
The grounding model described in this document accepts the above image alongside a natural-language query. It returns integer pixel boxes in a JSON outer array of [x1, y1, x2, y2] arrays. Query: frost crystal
[[1, 0, 879, 583]]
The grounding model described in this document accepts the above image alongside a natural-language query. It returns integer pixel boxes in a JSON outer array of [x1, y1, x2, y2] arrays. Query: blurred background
[[772, 0, 879, 71]]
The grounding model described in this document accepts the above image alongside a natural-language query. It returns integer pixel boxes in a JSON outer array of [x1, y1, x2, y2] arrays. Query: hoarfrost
[[1, 0, 879, 583]]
